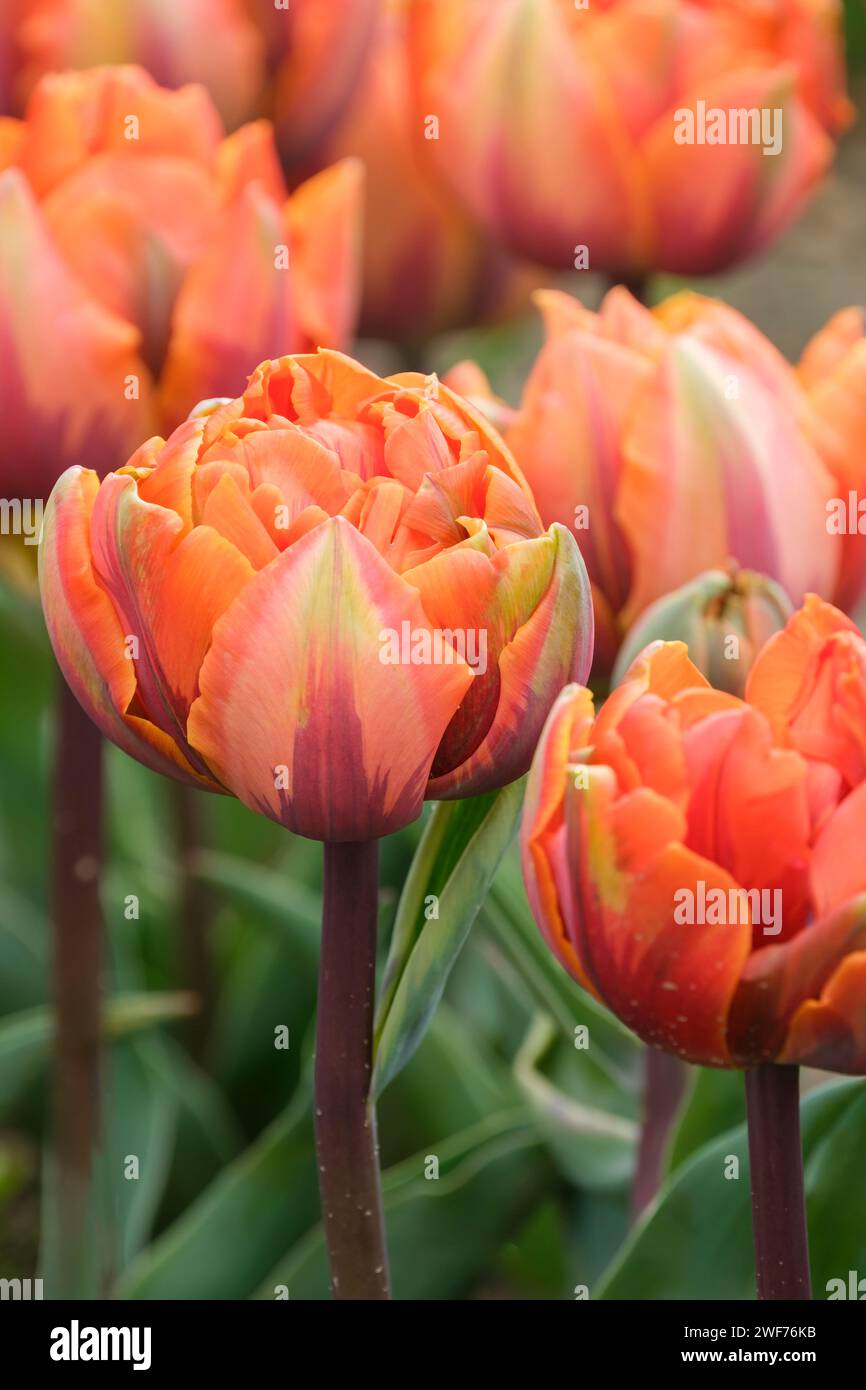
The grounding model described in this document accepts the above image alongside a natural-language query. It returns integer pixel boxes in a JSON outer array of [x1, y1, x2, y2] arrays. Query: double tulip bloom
[[40, 351, 592, 842], [0, 65, 362, 500], [410, 0, 850, 275], [523, 596, 866, 1074], [494, 287, 866, 669]]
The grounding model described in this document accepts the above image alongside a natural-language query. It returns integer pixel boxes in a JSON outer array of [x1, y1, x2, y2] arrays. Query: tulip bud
[[612, 568, 793, 697]]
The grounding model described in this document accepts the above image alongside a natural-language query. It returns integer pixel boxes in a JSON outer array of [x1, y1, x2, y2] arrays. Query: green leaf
[[253, 1111, 550, 1300], [191, 848, 321, 962], [667, 1065, 744, 1174], [0, 991, 196, 1124], [513, 1015, 638, 1191], [118, 1087, 318, 1300], [372, 781, 524, 1099], [597, 1076, 866, 1300]]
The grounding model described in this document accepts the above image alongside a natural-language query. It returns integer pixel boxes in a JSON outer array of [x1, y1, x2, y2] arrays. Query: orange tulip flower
[[0, 66, 362, 503], [522, 595, 866, 1073], [315, 0, 527, 343], [409, 0, 851, 275], [39, 350, 593, 842], [484, 286, 866, 669], [0, 0, 264, 127]]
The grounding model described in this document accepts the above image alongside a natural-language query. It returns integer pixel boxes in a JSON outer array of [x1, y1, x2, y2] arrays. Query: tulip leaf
[[253, 1110, 549, 1300], [118, 1086, 318, 1300], [513, 1015, 639, 1191], [0, 991, 195, 1120], [597, 1077, 866, 1300], [372, 781, 525, 1100]]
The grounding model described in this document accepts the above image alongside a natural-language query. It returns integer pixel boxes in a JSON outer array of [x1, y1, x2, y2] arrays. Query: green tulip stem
[[745, 1064, 812, 1300], [52, 680, 104, 1293], [315, 839, 390, 1299]]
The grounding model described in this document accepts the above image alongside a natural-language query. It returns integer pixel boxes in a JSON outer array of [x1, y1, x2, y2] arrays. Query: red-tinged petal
[[158, 181, 298, 430], [777, 951, 866, 1073], [682, 704, 811, 942], [745, 594, 866, 786], [199, 471, 279, 570], [507, 322, 650, 613], [38, 467, 216, 789], [617, 337, 838, 625], [729, 895, 866, 1066], [0, 168, 155, 497], [187, 516, 474, 842], [810, 780, 866, 921], [521, 682, 598, 994], [199, 426, 352, 521], [89, 472, 255, 755], [642, 68, 831, 275], [564, 768, 753, 1065], [426, 523, 593, 798], [286, 158, 363, 352]]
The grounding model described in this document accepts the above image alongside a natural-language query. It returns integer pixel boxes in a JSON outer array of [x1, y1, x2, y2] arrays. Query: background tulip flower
[[40, 349, 593, 843], [612, 567, 793, 697], [0, 66, 362, 502], [522, 593, 866, 1296], [313, 0, 529, 344], [409, 0, 851, 276], [0, 0, 265, 126], [250, 0, 378, 171], [496, 285, 866, 671]]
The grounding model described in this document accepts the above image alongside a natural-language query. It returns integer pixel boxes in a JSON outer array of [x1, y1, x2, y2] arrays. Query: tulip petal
[[425, 524, 593, 798], [286, 157, 363, 353], [564, 766, 752, 1065], [38, 467, 217, 788], [617, 337, 838, 624], [0, 168, 155, 497], [187, 516, 474, 841]]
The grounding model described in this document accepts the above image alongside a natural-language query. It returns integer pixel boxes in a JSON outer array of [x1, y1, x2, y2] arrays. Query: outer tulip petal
[[564, 766, 753, 1065], [0, 167, 155, 497], [38, 467, 216, 788], [426, 524, 593, 798], [187, 516, 474, 841], [617, 336, 838, 624], [778, 951, 866, 1073], [642, 67, 832, 275], [507, 323, 651, 612], [89, 472, 256, 751], [521, 681, 604, 995], [729, 895, 866, 1067], [286, 157, 363, 353], [158, 180, 298, 428]]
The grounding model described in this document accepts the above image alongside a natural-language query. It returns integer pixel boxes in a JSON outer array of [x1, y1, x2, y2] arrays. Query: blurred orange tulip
[[523, 596, 866, 1073], [315, 0, 524, 343], [39, 350, 593, 841], [0, 66, 362, 499], [0, 0, 264, 127], [459, 287, 866, 670], [409, 0, 851, 275]]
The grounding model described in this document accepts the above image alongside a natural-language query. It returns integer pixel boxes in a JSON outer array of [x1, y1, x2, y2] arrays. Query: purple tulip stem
[[745, 1064, 812, 1300], [52, 680, 104, 1290], [315, 840, 390, 1299], [631, 1049, 689, 1219], [171, 782, 213, 1063]]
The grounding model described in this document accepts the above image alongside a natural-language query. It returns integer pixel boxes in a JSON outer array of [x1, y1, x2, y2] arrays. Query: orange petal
[[38, 467, 216, 789], [187, 516, 473, 841]]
